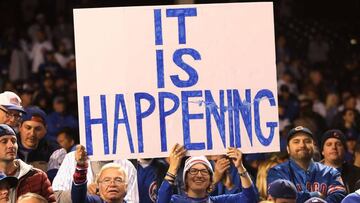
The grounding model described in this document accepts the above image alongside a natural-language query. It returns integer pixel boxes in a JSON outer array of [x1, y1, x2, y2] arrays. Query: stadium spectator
[[0, 124, 55, 202], [136, 158, 168, 203], [17, 192, 48, 203], [157, 144, 257, 203], [52, 148, 139, 202], [17, 106, 59, 171], [0, 171, 18, 203], [47, 127, 78, 182], [0, 91, 26, 129], [45, 96, 77, 141], [267, 179, 297, 203], [267, 126, 347, 202], [320, 129, 356, 192], [71, 145, 127, 203]]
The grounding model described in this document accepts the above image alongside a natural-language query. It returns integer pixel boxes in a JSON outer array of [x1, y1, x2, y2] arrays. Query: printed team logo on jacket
[[149, 181, 157, 202]]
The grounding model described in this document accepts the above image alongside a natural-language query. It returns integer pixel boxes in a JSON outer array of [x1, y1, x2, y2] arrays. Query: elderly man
[[267, 126, 347, 203], [0, 124, 55, 202], [0, 91, 26, 129], [72, 145, 128, 203], [17, 106, 59, 171]]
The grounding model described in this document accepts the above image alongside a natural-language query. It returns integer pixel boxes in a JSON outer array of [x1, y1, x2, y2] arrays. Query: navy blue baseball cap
[[287, 126, 313, 143], [0, 124, 16, 137], [22, 106, 46, 125], [321, 129, 347, 151], [268, 179, 297, 199], [0, 171, 18, 188]]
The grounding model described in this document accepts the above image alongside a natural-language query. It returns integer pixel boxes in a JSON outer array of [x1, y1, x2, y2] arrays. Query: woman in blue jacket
[[157, 144, 257, 203]]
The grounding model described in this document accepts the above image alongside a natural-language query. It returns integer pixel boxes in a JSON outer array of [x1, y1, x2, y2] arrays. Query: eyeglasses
[[0, 108, 22, 121], [188, 168, 210, 176], [98, 177, 125, 186]]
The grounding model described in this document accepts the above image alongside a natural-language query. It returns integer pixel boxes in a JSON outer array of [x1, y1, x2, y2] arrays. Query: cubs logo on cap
[[287, 126, 314, 143]]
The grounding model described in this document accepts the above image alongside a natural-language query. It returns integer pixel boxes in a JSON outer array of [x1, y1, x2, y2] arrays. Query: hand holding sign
[[168, 143, 187, 175], [226, 147, 243, 169]]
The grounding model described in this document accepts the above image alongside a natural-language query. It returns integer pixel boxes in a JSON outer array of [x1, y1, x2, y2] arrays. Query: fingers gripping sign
[[75, 145, 88, 166], [226, 147, 243, 168]]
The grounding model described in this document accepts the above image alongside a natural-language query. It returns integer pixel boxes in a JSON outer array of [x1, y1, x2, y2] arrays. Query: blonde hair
[[96, 162, 128, 184], [256, 159, 280, 201], [17, 192, 48, 203]]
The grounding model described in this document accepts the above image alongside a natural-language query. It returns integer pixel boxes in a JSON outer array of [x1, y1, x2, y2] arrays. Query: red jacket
[[15, 159, 56, 202]]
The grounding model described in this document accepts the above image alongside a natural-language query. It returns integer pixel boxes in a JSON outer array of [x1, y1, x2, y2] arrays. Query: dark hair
[[56, 127, 79, 145]]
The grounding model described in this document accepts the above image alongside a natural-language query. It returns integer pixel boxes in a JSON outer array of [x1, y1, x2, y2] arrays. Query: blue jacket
[[267, 159, 347, 203], [156, 180, 257, 203], [71, 181, 126, 203]]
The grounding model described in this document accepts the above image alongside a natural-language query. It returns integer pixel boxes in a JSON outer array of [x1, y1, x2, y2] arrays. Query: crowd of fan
[[0, 0, 360, 203]]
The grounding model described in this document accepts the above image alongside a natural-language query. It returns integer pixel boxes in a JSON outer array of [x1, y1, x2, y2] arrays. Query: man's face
[[287, 133, 314, 162], [98, 168, 127, 202], [19, 121, 46, 150], [56, 132, 74, 152], [322, 138, 345, 164], [0, 107, 9, 125], [0, 135, 18, 162], [4, 110, 22, 128], [186, 163, 211, 194]]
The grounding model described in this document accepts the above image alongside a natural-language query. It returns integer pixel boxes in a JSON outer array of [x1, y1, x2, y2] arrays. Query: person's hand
[[213, 157, 230, 184], [167, 143, 187, 175], [75, 145, 88, 166], [226, 147, 243, 170], [222, 170, 235, 190], [87, 183, 98, 195]]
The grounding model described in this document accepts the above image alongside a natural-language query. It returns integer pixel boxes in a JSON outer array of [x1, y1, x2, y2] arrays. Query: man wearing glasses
[[0, 91, 26, 129], [72, 145, 128, 203]]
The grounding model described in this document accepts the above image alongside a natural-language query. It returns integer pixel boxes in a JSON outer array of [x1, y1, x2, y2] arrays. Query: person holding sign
[[71, 145, 128, 203], [156, 144, 257, 203]]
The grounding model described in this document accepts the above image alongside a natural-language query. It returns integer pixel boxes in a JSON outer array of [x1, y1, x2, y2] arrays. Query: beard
[[291, 150, 313, 162]]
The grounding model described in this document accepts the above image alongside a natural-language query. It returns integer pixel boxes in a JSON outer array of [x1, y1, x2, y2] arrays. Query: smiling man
[[267, 126, 347, 203]]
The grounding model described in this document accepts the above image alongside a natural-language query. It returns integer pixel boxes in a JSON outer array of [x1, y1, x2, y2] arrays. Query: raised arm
[[157, 144, 186, 203]]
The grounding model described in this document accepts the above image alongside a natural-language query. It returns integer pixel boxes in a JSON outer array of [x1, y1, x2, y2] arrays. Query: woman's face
[[186, 163, 211, 194]]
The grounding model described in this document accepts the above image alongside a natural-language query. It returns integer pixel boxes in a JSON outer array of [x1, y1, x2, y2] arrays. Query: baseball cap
[[287, 126, 313, 143], [268, 179, 297, 199], [321, 129, 347, 151], [0, 124, 16, 137], [0, 171, 18, 188], [0, 91, 25, 113], [183, 156, 213, 183], [22, 106, 46, 125]]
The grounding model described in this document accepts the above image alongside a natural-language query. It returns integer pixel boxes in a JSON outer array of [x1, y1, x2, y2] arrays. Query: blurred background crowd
[[0, 0, 360, 202]]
